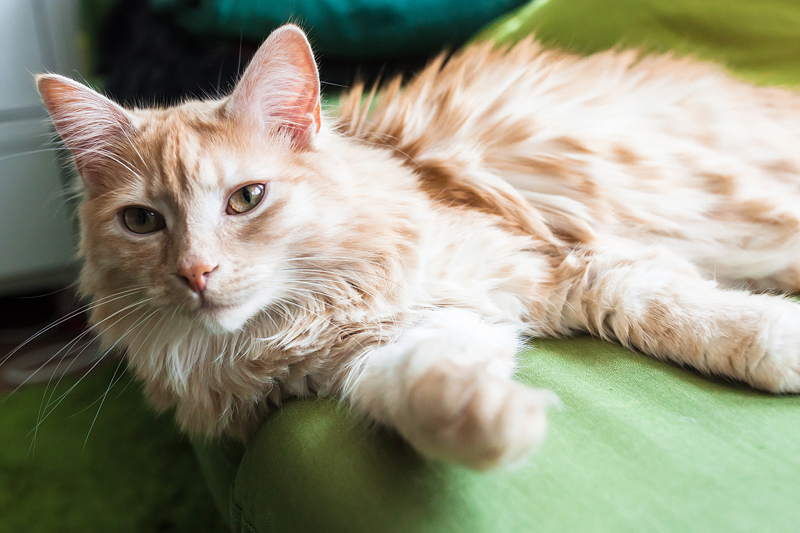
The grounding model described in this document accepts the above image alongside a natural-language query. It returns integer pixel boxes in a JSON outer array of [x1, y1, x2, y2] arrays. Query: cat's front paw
[[749, 302, 800, 393], [402, 363, 557, 470]]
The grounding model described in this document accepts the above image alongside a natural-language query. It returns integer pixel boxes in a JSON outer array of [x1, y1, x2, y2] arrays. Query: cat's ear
[[227, 25, 321, 148], [36, 74, 136, 189]]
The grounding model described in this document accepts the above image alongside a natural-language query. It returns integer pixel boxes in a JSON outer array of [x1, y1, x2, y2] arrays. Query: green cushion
[[192, 0, 800, 531]]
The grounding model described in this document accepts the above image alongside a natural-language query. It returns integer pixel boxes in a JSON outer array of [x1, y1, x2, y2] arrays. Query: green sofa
[[192, 2, 800, 531]]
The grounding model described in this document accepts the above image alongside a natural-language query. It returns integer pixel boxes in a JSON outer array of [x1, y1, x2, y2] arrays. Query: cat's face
[[79, 109, 336, 332], [38, 25, 339, 333]]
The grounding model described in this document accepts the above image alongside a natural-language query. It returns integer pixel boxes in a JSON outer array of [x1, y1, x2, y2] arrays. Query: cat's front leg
[[563, 247, 800, 392], [342, 308, 557, 470]]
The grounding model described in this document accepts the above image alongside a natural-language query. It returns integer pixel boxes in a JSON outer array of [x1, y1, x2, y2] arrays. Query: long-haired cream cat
[[37, 25, 800, 469]]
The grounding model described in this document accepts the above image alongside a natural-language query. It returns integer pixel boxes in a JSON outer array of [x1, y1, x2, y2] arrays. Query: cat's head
[[36, 25, 383, 334]]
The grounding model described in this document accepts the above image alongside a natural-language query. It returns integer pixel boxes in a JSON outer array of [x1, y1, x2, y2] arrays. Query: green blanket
[[213, 338, 800, 532], [194, 1, 800, 531]]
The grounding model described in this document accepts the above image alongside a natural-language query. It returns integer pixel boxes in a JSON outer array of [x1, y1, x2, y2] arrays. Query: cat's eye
[[227, 183, 266, 215], [121, 206, 166, 234]]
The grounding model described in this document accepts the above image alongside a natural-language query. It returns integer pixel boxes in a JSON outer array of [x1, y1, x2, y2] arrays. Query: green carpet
[[0, 362, 227, 533]]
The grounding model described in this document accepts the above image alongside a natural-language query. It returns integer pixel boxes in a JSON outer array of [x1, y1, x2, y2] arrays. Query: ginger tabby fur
[[37, 25, 800, 469]]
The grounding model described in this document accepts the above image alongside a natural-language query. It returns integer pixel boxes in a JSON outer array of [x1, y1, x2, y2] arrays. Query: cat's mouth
[[198, 298, 235, 313], [192, 296, 254, 332], [188, 291, 272, 332]]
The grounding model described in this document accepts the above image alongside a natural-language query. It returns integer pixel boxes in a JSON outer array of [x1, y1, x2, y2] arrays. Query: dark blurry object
[[0, 289, 97, 390], [0, 290, 62, 334], [93, 0, 440, 106], [94, 0, 248, 105]]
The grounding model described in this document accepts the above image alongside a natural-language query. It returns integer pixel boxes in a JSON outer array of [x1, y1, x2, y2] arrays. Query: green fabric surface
[[1, 364, 227, 532], [149, 0, 526, 59], [192, 436, 245, 528], [475, 0, 800, 87], [225, 338, 800, 532], [191, 1, 800, 531]]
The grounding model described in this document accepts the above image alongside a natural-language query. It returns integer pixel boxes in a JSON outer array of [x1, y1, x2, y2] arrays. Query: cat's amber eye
[[227, 183, 266, 215], [121, 207, 166, 234]]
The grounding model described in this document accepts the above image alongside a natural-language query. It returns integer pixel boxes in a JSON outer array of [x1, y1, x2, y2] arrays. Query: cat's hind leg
[[342, 308, 557, 470], [746, 263, 800, 294], [560, 246, 800, 392], [692, 199, 800, 294]]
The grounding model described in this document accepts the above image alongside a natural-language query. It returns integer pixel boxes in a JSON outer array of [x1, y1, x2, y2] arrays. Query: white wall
[[0, 0, 83, 295]]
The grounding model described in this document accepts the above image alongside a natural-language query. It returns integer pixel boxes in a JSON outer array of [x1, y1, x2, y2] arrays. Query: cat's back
[[338, 39, 800, 255], [340, 39, 800, 167]]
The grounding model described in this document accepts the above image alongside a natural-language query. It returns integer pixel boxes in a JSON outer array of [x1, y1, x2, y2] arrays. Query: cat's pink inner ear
[[37, 74, 134, 188], [227, 25, 321, 148]]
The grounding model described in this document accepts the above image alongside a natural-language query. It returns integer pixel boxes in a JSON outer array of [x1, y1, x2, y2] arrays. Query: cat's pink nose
[[177, 263, 217, 294]]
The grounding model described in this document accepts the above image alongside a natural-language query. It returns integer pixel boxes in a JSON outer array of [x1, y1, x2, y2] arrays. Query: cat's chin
[[194, 300, 257, 334], [188, 290, 280, 335]]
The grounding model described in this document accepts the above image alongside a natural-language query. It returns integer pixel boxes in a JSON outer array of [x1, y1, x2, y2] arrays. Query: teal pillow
[[149, 0, 526, 59]]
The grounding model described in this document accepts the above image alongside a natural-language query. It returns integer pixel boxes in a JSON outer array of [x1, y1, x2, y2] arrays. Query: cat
[[36, 24, 800, 470]]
